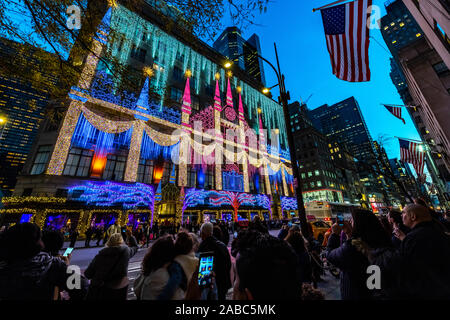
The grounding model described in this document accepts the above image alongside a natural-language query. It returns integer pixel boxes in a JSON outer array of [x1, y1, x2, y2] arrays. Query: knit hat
[[106, 233, 124, 247]]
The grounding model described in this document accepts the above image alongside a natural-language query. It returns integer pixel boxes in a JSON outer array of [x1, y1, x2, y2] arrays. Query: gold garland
[[81, 105, 134, 134], [144, 124, 181, 147]]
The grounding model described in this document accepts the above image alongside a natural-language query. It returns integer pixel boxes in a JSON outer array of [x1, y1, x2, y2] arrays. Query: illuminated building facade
[[0, 38, 57, 195], [4, 3, 295, 231]]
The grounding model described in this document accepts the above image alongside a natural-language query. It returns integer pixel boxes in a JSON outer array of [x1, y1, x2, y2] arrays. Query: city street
[[66, 229, 341, 300]]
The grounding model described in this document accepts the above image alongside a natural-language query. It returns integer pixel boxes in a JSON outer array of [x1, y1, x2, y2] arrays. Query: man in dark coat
[[370, 204, 450, 299], [198, 222, 232, 300]]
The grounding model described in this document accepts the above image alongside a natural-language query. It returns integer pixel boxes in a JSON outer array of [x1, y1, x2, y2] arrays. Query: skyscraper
[[380, 0, 450, 209], [213, 27, 266, 85], [0, 38, 56, 195], [309, 97, 376, 162]]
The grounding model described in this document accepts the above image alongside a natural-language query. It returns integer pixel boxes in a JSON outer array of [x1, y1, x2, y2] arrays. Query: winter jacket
[[134, 264, 184, 300], [326, 239, 372, 300], [84, 244, 138, 290], [198, 236, 232, 296], [0, 252, 88, 300], [157, 253, 199, 300], [370, 221, 450, 299]]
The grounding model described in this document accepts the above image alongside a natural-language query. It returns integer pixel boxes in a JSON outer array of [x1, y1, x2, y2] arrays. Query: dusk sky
[[214, 0, 423, 161]]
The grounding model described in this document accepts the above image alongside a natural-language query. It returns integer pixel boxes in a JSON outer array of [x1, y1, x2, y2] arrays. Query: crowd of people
[[0, 202, 449, 300]]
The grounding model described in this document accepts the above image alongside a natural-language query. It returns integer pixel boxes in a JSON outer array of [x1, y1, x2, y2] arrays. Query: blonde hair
[[106, 233, 124, 247]]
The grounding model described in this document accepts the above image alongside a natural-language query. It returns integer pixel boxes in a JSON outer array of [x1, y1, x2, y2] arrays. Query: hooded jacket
[[0, 252, 87, 300], [84, 245, 138, 289]]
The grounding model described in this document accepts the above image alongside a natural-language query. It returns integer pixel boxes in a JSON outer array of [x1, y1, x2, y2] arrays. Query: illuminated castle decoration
[[36, 3, 298, 228], [213, 76, 223, 190], [157, 182, 181, 225], [178, 75, 192, 187]]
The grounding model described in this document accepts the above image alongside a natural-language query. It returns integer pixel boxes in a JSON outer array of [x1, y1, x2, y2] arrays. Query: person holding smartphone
[[198, 223, 231, 301]]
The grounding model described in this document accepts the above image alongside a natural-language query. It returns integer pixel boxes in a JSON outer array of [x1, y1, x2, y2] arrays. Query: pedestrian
[[42, 230, 65, 257], [387, 210, 410, 248], [225, 229, 302, 300], [284, 228, 313, 284], [326, 209, 392, 300], [197, 223, 231, 300], [125, 229, 138, 248], [85, 225, 94, 248], [69, 226, 79, 248], [0, 223, 88, 300], [157, 232, 199, 300], [370, 204, 450, 299], [249, 215, 269, 234], [133, 235, 178, 300], [213, 225, 224, 244], [95, 226, 104, 247], [85, 233, 138, 300]]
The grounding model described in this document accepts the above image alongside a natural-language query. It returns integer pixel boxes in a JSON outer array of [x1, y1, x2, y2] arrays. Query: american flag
[[399, 138, 425, 176], [383, 105, 406, 124], [320, 0, 372, 82]]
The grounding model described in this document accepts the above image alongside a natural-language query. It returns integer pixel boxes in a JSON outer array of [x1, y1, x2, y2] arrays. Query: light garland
[[1, 197, 67, 204], [81, 105, 134, 133]]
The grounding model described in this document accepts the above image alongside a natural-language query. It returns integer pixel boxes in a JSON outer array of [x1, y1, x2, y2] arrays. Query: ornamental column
[[214, 74, 223, 190], [281, 165, 289, 197], [258, 112, 272, 195], [178, 75, 192, 187], [237, 87, 250, 192], [124, 120, 145, 182]]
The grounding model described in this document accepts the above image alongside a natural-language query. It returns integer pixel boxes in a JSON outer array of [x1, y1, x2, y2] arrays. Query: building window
[[432, 61, 449, 76], [187, 166, 196, 188], [137, 159, 154, 184], [317, 181, 322, 187], [308, 171, 313, 177], [315, 170, 320, 176], [30, 145, 52, 175], [63, 148, 93, 177], [102, 155, 126, 181], [170, 87, 183, 102], [206, 167, 215, 189], [172, 66, 183, 82], [130, 45, 147, 63]]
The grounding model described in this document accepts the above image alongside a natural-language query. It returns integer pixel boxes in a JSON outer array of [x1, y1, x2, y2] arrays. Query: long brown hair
[[141, 235, 175, 276]]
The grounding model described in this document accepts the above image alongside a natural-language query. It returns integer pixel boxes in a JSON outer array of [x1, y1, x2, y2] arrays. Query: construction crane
[[300, 94, 313, 105]]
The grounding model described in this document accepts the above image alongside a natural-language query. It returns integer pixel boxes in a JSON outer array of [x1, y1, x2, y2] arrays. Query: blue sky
[[212, 0, 422, 160]]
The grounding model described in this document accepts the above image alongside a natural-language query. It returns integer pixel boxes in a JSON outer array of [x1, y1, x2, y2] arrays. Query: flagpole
[[312, 0, 356, 12], [381, 103, 417, 108], [394, 136, 424, 144]]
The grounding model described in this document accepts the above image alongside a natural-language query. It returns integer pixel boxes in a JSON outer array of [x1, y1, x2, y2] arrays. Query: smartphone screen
[[63, 247, 74, 257], [198, 252, 214, 287]]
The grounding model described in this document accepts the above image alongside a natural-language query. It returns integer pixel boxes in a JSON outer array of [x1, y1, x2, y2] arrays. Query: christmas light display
[[281, 196, 298, 211], [69, 181, 155, 210], [209, 191, 256, 222]]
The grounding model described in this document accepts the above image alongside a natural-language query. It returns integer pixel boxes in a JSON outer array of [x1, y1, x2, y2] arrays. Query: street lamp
[[0, 116, 6, 140], [224, 44, 311, 238]]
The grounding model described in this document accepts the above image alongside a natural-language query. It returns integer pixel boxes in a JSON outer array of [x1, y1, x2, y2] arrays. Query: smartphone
[[63, 247, 74, 257], [198, 252, 214, 287], [338, 216, 344, 226]]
